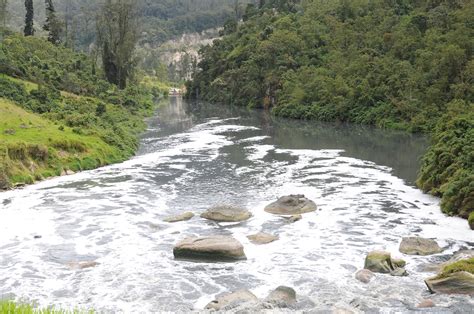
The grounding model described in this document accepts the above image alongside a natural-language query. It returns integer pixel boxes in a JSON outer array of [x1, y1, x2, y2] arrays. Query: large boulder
[[247, 232, 278, 244], [164, 212, 194, 223], [424, 257, 474, 295], [264, 195, 317, 215], [425, 271, 474, 295], [201, 205, 252, 222], [399, 237, 443, 255], [364, 251, 394, 273], [205, 290, 258, 310], [173, 236, 246, 261], [264, 286, 297, 305]]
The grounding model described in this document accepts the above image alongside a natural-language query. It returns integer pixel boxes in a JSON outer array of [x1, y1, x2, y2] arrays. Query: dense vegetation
[[186, 0, 474, 224], [0, 34, 155, 189]]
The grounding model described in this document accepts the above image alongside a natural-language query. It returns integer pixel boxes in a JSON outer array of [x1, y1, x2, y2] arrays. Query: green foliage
[[188, 0, 474, 221], [0, 299, 93, 313], [469, 212, 474, 230], [0, 34, 105, 95], [417, 103, 474, 219], [0, 35, 154, 189]]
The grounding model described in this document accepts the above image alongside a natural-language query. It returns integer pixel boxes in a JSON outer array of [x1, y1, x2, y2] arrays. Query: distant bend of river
[[0, 97, 472, 312]]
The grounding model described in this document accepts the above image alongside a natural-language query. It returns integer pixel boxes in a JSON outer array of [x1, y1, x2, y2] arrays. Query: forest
[[186, 0, 474, 225]]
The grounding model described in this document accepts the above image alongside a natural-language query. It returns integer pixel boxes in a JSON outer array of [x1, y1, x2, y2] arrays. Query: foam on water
[[0, 103, 472, 313]]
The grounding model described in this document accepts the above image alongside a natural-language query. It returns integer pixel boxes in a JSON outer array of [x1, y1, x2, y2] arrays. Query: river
[[0, 98, 472, 312]]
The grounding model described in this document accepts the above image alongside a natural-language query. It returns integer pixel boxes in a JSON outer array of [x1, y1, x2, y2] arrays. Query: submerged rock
[[417, 299, 435, 308], [264, 194, 317, 215], [288, 214, 303, 223], [68, 261, 99, 270], [173, 236, 246, 261], [392, 258, 406, 268], [364, 251, 394, 273], [355, 269, 375, 283], [390, 267, 408, 277], [399, 237, 443, 255], [205, 289, 258, 310], [425, 271, 474, 295], [201, 205, 252, 222], [247, 232, 278, 244], [163, 212, 194, 223], [264, 286, 297, 305]]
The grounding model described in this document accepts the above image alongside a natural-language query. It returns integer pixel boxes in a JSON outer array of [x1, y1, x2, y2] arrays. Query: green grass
[[436, 258, 474, 279], [0, 300, 93, 314], [0, 97, 125, 188]]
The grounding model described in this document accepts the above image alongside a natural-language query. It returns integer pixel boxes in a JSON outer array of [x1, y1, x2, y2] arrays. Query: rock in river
[[364, 251, 394, 273], [205, 290, 258, 310], [164, 211, 194, 223], [201, 205, 252, 222], [355, 269, 375, 283], [399, 237, 443, 255], [247, 232, 278, 244], [265, 286, 297, 305], [425, 271, 474, 295], [173, 236, 246, 261], [264, 194, 317, 215]]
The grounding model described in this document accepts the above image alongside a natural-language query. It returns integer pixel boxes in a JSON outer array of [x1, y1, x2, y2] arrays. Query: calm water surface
[[0, 98, 472, 313]]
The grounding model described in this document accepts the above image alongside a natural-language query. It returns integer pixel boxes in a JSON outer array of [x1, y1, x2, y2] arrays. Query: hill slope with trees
[[0, 34, 154, 189], [186, 0, 474, 226]]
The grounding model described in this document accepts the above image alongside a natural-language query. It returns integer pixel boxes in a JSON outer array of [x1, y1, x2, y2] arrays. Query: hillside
[[186, 0, 474, 224], [4, 0, 252, 81], [0, 34, 154, 189]]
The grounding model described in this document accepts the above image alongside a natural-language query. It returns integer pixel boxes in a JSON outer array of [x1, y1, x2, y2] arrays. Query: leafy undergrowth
[[0, 300, 92, 314], [417, 102, 474, 220]]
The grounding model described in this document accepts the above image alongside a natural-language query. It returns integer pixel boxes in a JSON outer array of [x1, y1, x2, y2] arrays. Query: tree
[[96, 0, 138, 89], [44, 0, 62, 45], [24, 0, 34, 36], [0, 0, 7, 28]]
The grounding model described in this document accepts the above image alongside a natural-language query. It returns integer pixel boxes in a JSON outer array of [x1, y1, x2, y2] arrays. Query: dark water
[[0, 98, 472, 312]]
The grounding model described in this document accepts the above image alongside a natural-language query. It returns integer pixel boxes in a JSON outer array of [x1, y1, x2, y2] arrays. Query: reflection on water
[[0, 97, 472, 313], [148, 97, 427, 184]]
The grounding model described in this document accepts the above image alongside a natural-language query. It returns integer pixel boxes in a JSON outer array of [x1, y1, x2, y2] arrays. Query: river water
[[0, 98, 472, 313]]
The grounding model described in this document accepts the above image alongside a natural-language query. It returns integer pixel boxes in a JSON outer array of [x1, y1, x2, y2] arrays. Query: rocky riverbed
[[0, 99, 472, 312]]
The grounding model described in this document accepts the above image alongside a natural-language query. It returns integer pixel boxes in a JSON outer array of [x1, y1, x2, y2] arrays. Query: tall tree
[[24, 0, 34, 36], [0, 0, 7, 28], [44, 0, 62, 44], [96, 0, 138, 89]]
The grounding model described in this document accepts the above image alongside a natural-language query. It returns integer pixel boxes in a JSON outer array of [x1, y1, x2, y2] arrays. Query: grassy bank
[[0, 300, 92, 313], [0, 34, 156, 189]]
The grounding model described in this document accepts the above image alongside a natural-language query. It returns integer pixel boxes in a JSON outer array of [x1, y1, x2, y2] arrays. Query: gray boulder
[[173, 236, 246, 261], [265, 194, 317, 215], [355, 269, 375, 283], [247, 232, 279, 244], [164, 212, 194, 223], [201, 205, 252, 222], [205, 290, 258, 310], [264, 286, 297, 305], [425, 271, 474, 295], [399, 237, 443, 255]]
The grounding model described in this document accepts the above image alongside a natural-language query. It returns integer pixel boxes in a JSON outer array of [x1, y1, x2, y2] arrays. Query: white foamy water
[[0, 100, 472, 313]]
